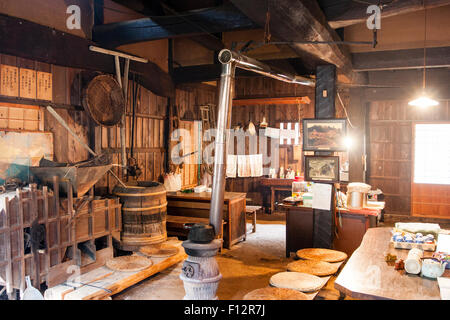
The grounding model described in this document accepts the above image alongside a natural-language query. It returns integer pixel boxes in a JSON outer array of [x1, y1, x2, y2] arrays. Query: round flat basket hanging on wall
[[82, 74, 125, 127]]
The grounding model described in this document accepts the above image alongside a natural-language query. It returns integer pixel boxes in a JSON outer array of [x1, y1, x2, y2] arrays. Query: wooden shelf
[[233, 96, 311, 106]]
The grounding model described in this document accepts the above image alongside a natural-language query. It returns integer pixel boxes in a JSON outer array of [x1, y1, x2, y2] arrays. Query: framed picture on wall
[[304, 155, 340, 183], [302, 119, 347, 151]]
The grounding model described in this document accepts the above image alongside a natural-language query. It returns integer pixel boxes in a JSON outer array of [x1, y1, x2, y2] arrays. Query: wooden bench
[[166, 215, 226, 250], [166, 192, 246, 249], [245, 205, 261, 234]]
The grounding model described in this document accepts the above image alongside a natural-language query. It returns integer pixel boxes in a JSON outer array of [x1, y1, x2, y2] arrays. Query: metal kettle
[[346, 183, 371, 209]]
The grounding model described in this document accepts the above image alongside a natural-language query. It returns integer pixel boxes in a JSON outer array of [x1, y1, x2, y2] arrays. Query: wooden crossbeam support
[[352, 46, 450, 71], [0, 14, 174, 98], [172, 58, 312, 84], [93, 3, 257, 48]]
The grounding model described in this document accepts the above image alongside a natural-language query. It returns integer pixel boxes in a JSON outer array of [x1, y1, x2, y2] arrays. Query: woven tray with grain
[[243, 287, 309, 300], [139, 245, 179, 258], [287, 259, 340, 276], [296, 248, 347, 263], [106, 255, 153, 272], [269, 272, 325, 293]]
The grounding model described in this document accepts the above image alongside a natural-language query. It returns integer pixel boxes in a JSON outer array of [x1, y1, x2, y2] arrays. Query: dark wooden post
[[348, 88, 367, 183], [315, 65, 336, 120], [313, 65, 336, 249]]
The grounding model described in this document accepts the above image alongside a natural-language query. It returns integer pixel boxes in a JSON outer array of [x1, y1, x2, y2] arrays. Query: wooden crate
[[0, 181, 121, 298]]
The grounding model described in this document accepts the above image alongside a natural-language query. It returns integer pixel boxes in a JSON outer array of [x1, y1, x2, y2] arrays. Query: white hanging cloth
[[226, 154, 237, 178]]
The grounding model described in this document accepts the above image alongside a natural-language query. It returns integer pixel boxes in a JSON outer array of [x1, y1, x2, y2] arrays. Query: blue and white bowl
[[425, 234, 435, 240]]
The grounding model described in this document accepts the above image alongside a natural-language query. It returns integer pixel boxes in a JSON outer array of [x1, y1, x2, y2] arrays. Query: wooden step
[[44, 239, 187, 300]]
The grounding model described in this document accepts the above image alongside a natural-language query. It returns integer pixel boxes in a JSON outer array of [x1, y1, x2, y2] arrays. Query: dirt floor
[[113, 210, 347, 300], [112, 210, 450, 300]]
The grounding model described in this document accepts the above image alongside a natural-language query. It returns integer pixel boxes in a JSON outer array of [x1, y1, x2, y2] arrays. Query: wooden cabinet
[[285, 205, 314, 257], [286, 205, 382, 258], [166, 192, 247, 249], [333, 208, 381, 256]]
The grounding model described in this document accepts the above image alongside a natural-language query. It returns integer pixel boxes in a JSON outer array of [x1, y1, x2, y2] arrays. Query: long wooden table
[[334, 227, 450, 300]]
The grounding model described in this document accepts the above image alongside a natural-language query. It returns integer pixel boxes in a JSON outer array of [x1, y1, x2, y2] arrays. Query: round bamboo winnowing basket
[[243, 287, 309, 300], [82, 74, 125, 127], [106, 255, 153, 272], [296, 248, 347, 263], [139, 244, 179, 258], [287, 259, 339, 276], [269, 272, 324, 293]]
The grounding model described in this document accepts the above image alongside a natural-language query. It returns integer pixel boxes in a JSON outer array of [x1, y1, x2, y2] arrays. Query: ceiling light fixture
[[408, 0, 439, 108]]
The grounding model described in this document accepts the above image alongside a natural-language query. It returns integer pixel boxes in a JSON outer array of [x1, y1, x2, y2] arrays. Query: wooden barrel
[[113, 181, 167, 247]]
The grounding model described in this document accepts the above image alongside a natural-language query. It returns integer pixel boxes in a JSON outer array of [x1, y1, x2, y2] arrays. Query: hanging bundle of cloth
[[227, 154, 263, 178]]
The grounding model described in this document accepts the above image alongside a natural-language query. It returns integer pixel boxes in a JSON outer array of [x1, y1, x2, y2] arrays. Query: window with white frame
[[414, 123, 450, 185]]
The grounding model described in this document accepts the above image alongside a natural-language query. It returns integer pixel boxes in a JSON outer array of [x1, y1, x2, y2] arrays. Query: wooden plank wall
[[224, 77, 349, 206], [96, 80, 168, 194], [368, 100, 450, 217], [0, 53, 92, 165], [173, 83, 217, 188], [0, 103, 43, 131], [0, 53, 173, 195], [226, 77, 349, 206]]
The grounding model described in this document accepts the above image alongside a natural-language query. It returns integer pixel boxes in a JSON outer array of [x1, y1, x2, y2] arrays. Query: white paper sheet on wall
[[312, 183, 332, 211]]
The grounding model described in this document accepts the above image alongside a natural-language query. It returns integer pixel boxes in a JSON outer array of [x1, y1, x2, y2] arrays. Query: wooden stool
[[245, 205, 261, 234]]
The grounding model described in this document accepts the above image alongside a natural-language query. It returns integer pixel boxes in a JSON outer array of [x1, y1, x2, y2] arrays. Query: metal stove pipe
[[209, 49, 315, 236], [218, 49, 315, 87]]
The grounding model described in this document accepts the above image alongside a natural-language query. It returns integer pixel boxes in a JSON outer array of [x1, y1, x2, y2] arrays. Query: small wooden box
[[390, 239, 436, 252]]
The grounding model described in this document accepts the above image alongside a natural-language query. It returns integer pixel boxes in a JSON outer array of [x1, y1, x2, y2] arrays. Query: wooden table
[[260, 178, 293, 213], [334, 227, 449, 300], [166, 192, 247, 249]]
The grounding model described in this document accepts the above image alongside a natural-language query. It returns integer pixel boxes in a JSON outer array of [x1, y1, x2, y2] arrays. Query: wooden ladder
[[200, 104, 216, 140]]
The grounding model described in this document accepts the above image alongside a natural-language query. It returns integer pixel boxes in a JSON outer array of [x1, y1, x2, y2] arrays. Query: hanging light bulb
[[408, 1, 439, 108], [408, 95, 439, 108]]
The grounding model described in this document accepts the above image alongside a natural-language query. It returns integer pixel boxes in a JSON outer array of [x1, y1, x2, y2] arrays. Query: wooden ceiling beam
[[230, 0, 358, 83], [0, 14, 174, 98], [94, 3, 257, 50], [352, 46, 450, 71], [327, 0, 450, 29]]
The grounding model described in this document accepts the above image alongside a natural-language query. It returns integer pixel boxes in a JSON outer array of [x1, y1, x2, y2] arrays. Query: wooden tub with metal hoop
[[113, 182, 167, 249]]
